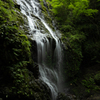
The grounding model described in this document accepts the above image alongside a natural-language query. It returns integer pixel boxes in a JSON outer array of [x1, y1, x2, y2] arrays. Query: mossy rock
[[94, 72, 100, 85]]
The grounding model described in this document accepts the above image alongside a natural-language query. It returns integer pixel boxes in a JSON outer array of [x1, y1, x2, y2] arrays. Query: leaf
[[14, 52, 19, 56]]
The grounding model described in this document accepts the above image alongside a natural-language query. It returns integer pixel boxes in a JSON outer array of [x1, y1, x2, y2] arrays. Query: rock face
[[0, 0, 53, 100], [57, 93, 77, 100], [57, 93, 70, 100], [0, 58, 52, 100]]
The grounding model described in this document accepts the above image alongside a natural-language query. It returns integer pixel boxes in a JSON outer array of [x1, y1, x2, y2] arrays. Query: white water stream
[[16, 0, 63, 100]]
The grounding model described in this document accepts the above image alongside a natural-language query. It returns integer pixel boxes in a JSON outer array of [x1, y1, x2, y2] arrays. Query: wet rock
[[35, 0, 40, 3], [27, 63, 39, 79], [0, 74, 52, 100], [14, 4, 20, 10], [57, 93, 70, 100], [35, 79, 51, 100], [29, 39, 37, 62], [43, 0, 48, 9], [57, 93, 77, 100]]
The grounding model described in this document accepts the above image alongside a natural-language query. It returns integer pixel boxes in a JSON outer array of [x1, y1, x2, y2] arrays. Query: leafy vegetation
[[47, 0, 100, 98], [0, 0, 100, 99], [49, 0, 100, 80], [82, 77, 99, 93], [0, 0, 39, 99]]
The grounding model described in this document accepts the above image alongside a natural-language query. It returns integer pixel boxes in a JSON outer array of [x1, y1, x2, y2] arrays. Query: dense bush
[[48, 0, 100, 82]]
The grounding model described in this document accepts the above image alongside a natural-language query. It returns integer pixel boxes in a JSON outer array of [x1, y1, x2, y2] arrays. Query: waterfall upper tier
[[16, 0, 63, 100], [16, 0, 61, 42]]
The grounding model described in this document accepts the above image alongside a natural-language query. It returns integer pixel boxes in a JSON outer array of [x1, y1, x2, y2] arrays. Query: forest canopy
[[48, 0, 100, 79]]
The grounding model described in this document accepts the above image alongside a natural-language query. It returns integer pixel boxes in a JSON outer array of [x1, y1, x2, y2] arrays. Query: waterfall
[[16, 0, 63, 100]]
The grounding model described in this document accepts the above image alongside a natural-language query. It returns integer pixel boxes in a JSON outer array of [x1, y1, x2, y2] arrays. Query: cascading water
[[16, 0, 63, 99]]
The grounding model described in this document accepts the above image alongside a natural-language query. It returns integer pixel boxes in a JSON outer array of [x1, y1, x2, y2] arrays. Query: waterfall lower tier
[[36, 38, 62, 100], [16, 0, 63, 99]]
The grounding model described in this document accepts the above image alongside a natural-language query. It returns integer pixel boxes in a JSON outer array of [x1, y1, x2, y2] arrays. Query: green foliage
[[82, 77, 95, 88], [0, 22, 31, 65], [9, 61, 34, 96], [62, 26, 86, 78], [50, 0, 98, 19], [0, 0, 34, 98], [49, 0, 100, 81], [68, 0, 98, 17], [0, 0, 18, 24], [84, 41, 100, 63], [10, 61, 29, 84], [82, 77, 99, 93], [0, 0, 30, 65]]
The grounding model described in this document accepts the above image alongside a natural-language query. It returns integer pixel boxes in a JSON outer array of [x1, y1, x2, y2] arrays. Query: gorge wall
[[0, 0, 67, 100], [0, 0, 100, 100]]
